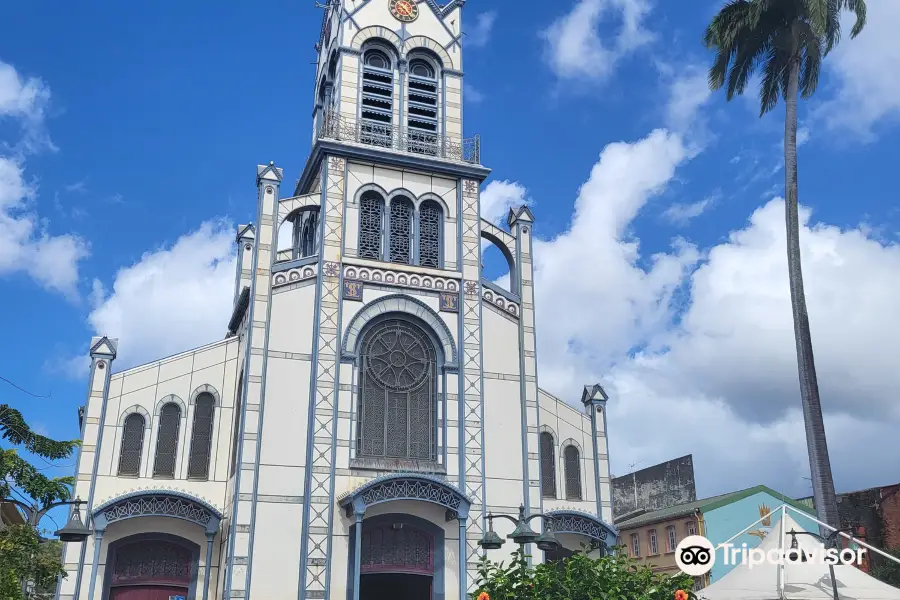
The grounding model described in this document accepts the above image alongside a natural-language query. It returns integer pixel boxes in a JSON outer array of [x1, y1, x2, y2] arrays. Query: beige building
[[54, 3, 618, 600]]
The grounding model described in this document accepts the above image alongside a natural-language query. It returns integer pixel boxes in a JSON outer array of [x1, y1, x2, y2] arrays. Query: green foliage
[[0, 525, 66, 600], [472, 548, 697, 600], [871, 548, 900, 588], [703, 0, 867, 116], [0, 404, 79, 513]]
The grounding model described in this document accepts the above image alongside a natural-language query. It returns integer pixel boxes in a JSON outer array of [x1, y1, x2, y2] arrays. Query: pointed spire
[[507, 205, 535, 228], [581, 383, 609, 406]]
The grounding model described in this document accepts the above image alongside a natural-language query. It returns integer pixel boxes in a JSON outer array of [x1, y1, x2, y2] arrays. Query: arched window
[[187, 393, 215, 480], [230, 370, 244, 478], [564, 445, 582, 501], [357, 319, 436, 460], [540, 432, 556, 499], [418, 200, 442, 268], [359, 192, 385, 260], [117, 414, 145, 477], [361, 48, 394, 147], [389, 197, 413, 264], [406, 57, 439, 156], [153, 403, 181, 478], [292, 209, 320, 259]]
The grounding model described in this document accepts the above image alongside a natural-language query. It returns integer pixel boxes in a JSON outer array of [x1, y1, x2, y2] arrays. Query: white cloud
[[0, 59, 54, 154], [464, 83, 485, 104], [0, 157, 89, 297], [84, 221, 236, 369], [466, 11, 496, 48], [542, 0, 654, 82], [662, 64, 712, 134], [480, 180, 529, 225], [662, 192, 718, 224], [819, 0, 900, 139]]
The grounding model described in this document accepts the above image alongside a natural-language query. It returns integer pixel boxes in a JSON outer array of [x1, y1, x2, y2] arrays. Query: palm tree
[[703, 0, 866, 530]]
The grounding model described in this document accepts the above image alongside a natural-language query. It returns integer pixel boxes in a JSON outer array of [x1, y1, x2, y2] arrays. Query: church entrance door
[[358, 521, 434, 600], [107, 537, 193, 600]]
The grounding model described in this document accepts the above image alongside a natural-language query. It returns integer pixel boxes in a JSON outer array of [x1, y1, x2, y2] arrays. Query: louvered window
[[117, 413, 145, 477], [361, 49, 394, 147], [292, 208, 320, 259], [153, 403, 181, 478], [564, 445, 582, 500], [230, 371, 243, 477], [357, 319, 436, 460], [389, 198, 413, 264], [406, 59, 438, 156], [540, 432, 556, 499], [418, 201, 442, 268], [187, 393, 215, 480], [359, 193, 384, 260]]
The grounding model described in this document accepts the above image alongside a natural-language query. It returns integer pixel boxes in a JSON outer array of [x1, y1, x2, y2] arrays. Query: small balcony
[[316, 110, 481, 165]]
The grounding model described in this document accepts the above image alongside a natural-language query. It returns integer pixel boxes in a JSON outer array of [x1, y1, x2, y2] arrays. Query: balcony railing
[[317, 110, 481, 164]]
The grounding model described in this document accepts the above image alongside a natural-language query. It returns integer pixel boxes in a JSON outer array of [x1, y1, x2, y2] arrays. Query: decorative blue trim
[[272, 254, 319, 273], [297, 161, 330, 600], [523, 220, 546, 518], [480, 278, 519, 303], [338, 472, 472, 518], [294, 140, 491, 196], [189, 384, 221, 406], [245, 175, 281, 595], [458, 518, 467, 600], [86, 531, 103, 600], [601, 406, 613, 518], [590, 409, 603, 519], [514, 227, 530, 518], [543, 509, 618, 539], [474, 187, 487, 558], [441, 372, 448, 469], [92, 489, 223, 535]]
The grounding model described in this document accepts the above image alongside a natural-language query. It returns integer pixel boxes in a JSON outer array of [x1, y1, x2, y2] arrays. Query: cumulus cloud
[[662, 64, 712, 135], [466, 11, 496, 48], [84, 221, 236, 369], [480, 180, 529, 225], [662, 192, 718, 225], [542, 0, 654, 82], [0, 59, 54, 154], [818, 0, 900, 140]]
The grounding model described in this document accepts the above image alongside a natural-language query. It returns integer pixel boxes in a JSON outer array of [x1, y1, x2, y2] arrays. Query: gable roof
[[615, 485, 816, 530]]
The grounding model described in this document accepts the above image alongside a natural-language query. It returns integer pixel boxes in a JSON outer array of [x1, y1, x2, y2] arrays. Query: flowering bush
[[472, 547, 697, 600]]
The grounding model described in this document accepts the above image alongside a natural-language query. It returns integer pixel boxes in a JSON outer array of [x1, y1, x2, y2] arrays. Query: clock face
[[390, 0, 419, 22]]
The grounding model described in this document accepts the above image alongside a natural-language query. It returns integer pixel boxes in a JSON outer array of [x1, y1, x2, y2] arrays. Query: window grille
[[667, 525, 677, 552], [361, 49, 394, 147], [187, 393, 215, 480], [111, 540, 192, 585], [360, 522, 434, 574], [631, 533, 640, 557], [153, 403, 181, 478], [357, 319, 436, 460], [292, 209, 320, 259], [389, 198, 413, 264], [649, 529, 659, 555], [230, 371, 243, 477], [359, 193, 384, 260], [564, 445, 582, 500], [117, 414, 145, 477], [539, 432, 556, 498], [418, 201, 441, 268], [686, 521, 697, 536], [406, 58, 439, 156]]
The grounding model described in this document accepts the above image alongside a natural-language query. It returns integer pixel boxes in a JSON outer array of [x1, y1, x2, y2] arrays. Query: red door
[[110, 586, 189, 600], [108, 538, 193, 600]]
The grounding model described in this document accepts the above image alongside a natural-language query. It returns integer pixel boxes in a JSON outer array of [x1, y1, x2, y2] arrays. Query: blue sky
[[2, 0, 900, 527]]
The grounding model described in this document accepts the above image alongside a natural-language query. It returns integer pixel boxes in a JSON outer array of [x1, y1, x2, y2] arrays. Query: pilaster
[[224, 162, 282, 600], [582, 384, 612, 523], [299, 155, 346, 600], [234, 224, 256, 306]]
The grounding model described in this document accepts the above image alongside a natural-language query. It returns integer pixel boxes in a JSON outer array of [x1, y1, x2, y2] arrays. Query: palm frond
[[823, 0, 841, 54], [841, 0, 867, 38], [805, 0, 830, 37], [758, 33, 791, 115], [726, 28, 774, 100], [798, 21, 824, 96], [704, 0, 754, 91]]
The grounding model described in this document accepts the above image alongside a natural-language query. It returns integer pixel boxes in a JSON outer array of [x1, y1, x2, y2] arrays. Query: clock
[[389, 0, 419, 22]]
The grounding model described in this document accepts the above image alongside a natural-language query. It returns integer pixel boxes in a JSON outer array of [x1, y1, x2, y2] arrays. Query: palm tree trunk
[[784, 39, 840, 530]]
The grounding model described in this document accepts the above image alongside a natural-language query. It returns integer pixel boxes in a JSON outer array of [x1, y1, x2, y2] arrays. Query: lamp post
[[787, 527, 855, 600], [477, 504, 561, 552], [4, 496, 92, 543]]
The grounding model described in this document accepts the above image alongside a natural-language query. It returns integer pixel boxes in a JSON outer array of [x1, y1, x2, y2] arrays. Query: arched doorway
[[359, 520, 434, 599], [104, 534, 199, 600]]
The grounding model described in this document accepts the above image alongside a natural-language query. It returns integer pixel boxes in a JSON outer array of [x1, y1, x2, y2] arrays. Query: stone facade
[[55, 3, 616, 600]]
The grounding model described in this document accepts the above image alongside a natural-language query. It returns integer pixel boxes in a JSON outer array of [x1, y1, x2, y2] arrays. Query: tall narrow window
[[666, 525, 677, 552], [564, 445, 582, 500], [117, 413, 145, 477], [357, 319, 436, 460], [648, 529, 659, 555], [292, 209, 320, 259], [359, 193, 384, 260], [187, 393, 215, 480], [540, 432, 556, 499], [418, 201, 442, 268], [361, 49, 394, 147], [153, 403, 181, 478], [389, 197, 413, 264], [631, 533, 641, 557], [230, 371, 244, 477], [406, 58, 438, 156]]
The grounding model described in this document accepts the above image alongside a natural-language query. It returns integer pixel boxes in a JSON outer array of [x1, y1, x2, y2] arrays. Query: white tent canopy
[[698, 511, 900, 600]]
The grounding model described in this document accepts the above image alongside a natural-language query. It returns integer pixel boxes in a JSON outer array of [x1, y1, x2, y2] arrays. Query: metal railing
[[317, 110, 481, 164]]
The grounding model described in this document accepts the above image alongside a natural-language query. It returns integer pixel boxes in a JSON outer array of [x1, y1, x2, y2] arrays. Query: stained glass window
[[357, 319, 436, 460], [564, 445, 582, 501], [117, 414, 145, 477], [359, 193, 384, 260], [418, 201, 441, 268], [389, 198, 413, 264], [187, 393, 215, 480], [540, 432, 556, 499], [153, 403, 181, 478]]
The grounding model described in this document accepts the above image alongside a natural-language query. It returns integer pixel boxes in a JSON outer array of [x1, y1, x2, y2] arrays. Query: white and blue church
[[56, 2, 617, 600]]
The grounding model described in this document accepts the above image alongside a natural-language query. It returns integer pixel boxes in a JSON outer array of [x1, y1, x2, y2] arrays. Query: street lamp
[[53, 499, 92, 543], [478, 504, 560, 552], [787, 527, 855, 600]]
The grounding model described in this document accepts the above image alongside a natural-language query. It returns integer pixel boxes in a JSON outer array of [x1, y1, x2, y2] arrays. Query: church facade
[[56, 2, 617, 600]]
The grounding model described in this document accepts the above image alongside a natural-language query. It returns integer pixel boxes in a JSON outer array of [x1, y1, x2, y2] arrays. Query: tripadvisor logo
[[675, 536, 716, 576]]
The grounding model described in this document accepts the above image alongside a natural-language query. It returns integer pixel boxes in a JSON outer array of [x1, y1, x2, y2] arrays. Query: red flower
[[675, 590, 689, 600], [477, 593, 490, 600]]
